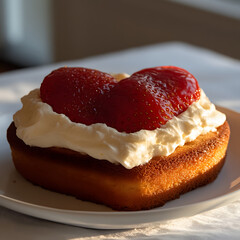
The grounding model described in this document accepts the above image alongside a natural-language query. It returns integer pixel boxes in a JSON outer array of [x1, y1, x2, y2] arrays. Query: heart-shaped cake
[[40, 66, 200, 133], [7, 65, 230, 211]]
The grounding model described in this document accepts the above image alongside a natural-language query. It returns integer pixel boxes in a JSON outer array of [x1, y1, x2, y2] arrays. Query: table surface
[[0, 42, 240, 239]]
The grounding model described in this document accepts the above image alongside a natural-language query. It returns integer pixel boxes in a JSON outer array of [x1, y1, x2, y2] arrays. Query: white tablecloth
[[0, 42, 240, 239]]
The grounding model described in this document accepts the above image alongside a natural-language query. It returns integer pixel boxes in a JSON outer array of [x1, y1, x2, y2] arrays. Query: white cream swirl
[[13, 88, 226, 169]]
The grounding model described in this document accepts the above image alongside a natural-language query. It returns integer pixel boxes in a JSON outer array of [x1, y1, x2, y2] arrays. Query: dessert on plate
[[7, 66, 230, 211]]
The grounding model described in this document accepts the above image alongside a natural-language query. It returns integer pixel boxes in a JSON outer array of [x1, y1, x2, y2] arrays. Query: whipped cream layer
[[13, 89, 226, 169]]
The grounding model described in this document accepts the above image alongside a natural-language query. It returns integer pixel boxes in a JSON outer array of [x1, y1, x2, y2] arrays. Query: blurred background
[[0, 0, 239, 72]]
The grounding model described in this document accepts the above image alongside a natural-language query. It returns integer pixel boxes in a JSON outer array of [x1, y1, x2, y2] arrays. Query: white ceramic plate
[[0, 107, 240, 229]]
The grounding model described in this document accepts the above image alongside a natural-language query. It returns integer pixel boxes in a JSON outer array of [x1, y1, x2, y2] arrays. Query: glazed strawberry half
[[40, 67, 117, 125], [40, 66, 200, 133]]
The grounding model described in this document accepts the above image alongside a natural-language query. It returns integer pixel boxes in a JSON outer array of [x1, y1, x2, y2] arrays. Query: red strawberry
[[98, 66, 200, 133], [40, 66, 200, 133], [40, 67, 117, 125]]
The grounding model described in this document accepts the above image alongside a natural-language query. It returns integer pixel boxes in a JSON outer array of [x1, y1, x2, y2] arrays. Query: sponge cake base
[[7, 121, 230, 211]]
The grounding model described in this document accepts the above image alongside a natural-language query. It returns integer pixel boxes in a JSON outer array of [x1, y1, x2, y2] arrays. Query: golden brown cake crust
[[7, 121, 230, 211]]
